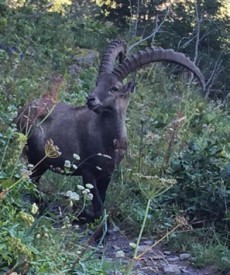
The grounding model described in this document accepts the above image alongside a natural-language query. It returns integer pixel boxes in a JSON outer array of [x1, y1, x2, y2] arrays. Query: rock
[[167, 256, 180, 262], [137, 245, 153, 253], [111, 225, 120, 232], [129, 242, 137, 248], [113, 245, 120, 251], [163, 251, 171, 255], [180, 268, 193, 274], [190, 257, 196, 262], [179, 253, 191, 261], [69, 49, 99, 75], [153, 255, 165, 260], [163, 264, 181, 274], [115, 250, 125, 258], [74, 49, 98, 67], [108, 271, 122, 275], [143, 240, 154, 245]]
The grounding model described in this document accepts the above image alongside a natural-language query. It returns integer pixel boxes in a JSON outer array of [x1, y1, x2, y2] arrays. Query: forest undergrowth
[[0, 1, 229, 274]]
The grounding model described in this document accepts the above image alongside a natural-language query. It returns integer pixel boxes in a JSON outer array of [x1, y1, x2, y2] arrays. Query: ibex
[[16, 40, 205, 221]]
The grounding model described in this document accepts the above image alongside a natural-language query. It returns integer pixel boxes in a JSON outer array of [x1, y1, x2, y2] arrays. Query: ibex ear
[[123, 79, 136, 94]]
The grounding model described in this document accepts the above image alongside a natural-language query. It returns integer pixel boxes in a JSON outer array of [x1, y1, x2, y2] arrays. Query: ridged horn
[[98, 40, 126, 76], [112, 47, 205, 91]]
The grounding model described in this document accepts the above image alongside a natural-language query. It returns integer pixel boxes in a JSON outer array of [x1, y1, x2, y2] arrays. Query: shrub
[[110, 65, 230, 236]]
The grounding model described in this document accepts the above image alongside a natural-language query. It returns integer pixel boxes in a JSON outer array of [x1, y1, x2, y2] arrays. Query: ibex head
[[87, 40, 134, 113], [87, 40, 205, 113]]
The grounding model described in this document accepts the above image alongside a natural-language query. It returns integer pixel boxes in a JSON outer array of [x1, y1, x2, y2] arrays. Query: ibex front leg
[[82, 173, 104, 220], [96, 175, 111, 206]]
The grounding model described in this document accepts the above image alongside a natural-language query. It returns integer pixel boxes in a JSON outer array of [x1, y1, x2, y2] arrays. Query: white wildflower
[[73, 153, 80, 160], [86, 193, 93, 200], [21, 167, 32, 178], [97, 153, 112, 159], [66, 190, 80, 201], [85, 183, 94, 189], [64, 160, 71, 168], [82, 190, 88, 195], [28, 163, 34, 170], [102, 154, 112, 159]]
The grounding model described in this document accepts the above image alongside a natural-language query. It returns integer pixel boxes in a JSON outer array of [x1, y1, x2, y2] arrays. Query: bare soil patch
[[98, 228, 217, 275]]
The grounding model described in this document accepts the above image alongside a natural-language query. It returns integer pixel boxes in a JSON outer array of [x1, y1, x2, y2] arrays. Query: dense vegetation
[[0, 0, 229, 274]]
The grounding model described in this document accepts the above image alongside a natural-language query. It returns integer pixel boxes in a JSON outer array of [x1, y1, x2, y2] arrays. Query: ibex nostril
[[88, 96, 96, 102]]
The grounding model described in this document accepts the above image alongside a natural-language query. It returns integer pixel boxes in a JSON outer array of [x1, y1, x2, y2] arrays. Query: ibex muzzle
[[86, 94, 101, 111]]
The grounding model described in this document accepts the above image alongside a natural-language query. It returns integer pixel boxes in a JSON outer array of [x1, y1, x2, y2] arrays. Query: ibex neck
[[97, 110, 127, 165], [99, 109, 127, 141]]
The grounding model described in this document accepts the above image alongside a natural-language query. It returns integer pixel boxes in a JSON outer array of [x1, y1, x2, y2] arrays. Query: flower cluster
[[77, 183, 94, 201], [45, 139, 62, 158], [63, 153, 81, 173]]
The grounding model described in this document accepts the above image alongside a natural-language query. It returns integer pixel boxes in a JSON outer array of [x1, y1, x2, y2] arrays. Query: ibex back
[[16, 40, 205, 221]]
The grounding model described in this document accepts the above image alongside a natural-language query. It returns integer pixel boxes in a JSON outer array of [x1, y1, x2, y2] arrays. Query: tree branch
[[194, 3, 202, 64], [128, 8, 170, 53], [205, 52, 224, 97]]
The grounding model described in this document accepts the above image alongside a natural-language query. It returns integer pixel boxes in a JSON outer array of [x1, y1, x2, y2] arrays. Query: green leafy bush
[[110, 65, 230, 236], [169, 139, 229, 228]]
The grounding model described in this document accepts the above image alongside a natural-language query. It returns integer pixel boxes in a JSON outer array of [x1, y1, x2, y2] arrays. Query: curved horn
[[112, 48, 205, 91], [98, 40, 126, 76]]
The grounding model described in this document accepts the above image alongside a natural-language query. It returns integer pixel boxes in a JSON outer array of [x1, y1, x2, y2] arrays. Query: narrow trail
[[98, 229, 216, 275]]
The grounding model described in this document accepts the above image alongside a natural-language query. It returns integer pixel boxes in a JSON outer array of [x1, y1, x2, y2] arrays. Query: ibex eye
[[112, 86, 119, 92]]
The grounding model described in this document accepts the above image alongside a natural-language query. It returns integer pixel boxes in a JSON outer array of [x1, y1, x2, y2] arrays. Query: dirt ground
[[41, 197, 221, 274], [97, 228, 218, 275]]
